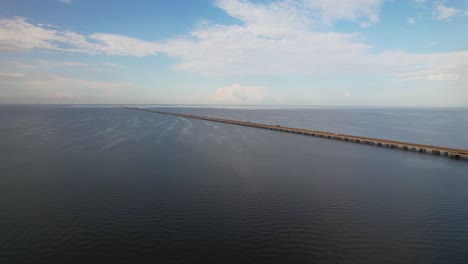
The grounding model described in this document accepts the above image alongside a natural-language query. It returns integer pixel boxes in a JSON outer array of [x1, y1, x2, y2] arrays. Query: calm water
[[151, 106, 468, 149], [1, 105, 468, 263]]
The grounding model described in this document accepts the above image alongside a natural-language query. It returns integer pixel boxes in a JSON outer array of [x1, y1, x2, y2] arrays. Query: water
[[149, 106, 468, 149], [1, 105, 468, 263]]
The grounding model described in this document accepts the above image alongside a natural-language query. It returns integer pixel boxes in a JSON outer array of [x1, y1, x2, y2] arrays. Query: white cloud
[[0, 69, 131, 101], [53, 92, 73, 101], [13, 73, 130, 93], [159, 0, 467, 83], [408, 17, 416, 24], [360, 22, 372, 28], [2, 60, 129, 73], [434, 4, 461, 20], [99, 62, 127, 69], [399, 63, 468, 83], [163, 25, 374, 76], [24, 75, 129, 90], [304, 0, 383, 25], [58, 0, 72, 4], [0, 68, 128, 89], [1, 0, 467, 85], [216, 0, 384, 31], [0, 17, 161, 56], [1, 60, 36, 69], [35, 60, 88, 67], [0, 71, 128, 90], [0, 17, 62, 50], [212, 83, 268, 103], [215, 0, 312, 37], [61, 61, 88, 67], [0, 68, 152, 103], [381, 51, 468, 83], [0, 71, 25, 79], [89, 33, 161, 57]]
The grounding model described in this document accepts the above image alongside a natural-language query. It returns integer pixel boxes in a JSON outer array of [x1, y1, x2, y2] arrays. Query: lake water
[[1, 105, 468, 263], [148, 106, 468, 149]]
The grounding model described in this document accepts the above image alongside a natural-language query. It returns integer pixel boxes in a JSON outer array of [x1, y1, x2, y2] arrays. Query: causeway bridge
[[122, 107, 468, 161]]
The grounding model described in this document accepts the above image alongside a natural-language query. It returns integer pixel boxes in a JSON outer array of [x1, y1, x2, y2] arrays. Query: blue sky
[[0, 0, 467, 106]]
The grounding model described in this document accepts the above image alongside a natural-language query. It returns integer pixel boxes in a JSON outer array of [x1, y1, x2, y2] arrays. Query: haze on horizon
[[0, 0, 467, 107]]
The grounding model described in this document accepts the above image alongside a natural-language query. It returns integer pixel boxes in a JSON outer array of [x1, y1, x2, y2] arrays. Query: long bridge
[[122, 107, 468, 161]]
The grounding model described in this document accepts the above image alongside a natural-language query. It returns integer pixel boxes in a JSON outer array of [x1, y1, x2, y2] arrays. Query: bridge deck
[[122, 107, 468, 161]]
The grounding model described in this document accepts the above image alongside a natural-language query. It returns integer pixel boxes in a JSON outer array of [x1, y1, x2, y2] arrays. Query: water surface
[[152, 106, 468, 149], [1, 105, 468, 263]]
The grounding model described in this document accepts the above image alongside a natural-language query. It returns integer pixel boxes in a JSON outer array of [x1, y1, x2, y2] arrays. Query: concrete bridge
[[122, 107, 468, 161]]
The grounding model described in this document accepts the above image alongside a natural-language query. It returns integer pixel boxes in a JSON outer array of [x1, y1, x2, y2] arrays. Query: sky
[[0, 0, 467, 106]]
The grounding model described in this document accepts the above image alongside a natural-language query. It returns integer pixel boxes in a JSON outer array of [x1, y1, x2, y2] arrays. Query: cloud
[[215, 0, 312, 37], [360, 22, 372, 28], [0, 69, 129, 90], [162, 22, 373, 76], [0, 71, 25, 80], [58, 0, 72, 4], [160, 1, 467, 83], [1, 69, 136, 101], [0, 17, 62, 50], [99, 62, 127, 69], [24, 75, 130, 90], [216, 0, 384, 31], [0, 72, 25, 78], [160, 0, 467, 82], [303, 0, 383, 26], [0, 17, 161, 56], [434, 4, 461, 20], [382, 51, 468, 83], [398, 63, 468, 83], [408, 17, 416, 24], [89, 33, 161, 57], [414, 1, 467, 21], [0, 68, 131, 102], [1, 0, 467, 84], [3, 60, 129, 74], [59, 61, 88, 67], [35, 60, 88, 67], [212, 84, 268, 103], [53, 92, 74, 101]]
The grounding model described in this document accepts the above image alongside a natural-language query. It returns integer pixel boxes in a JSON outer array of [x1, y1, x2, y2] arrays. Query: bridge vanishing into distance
[[122, 107, 468, 162]]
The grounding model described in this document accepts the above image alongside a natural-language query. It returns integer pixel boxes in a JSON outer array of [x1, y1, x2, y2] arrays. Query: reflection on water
[[1, 105, 468, 263]]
